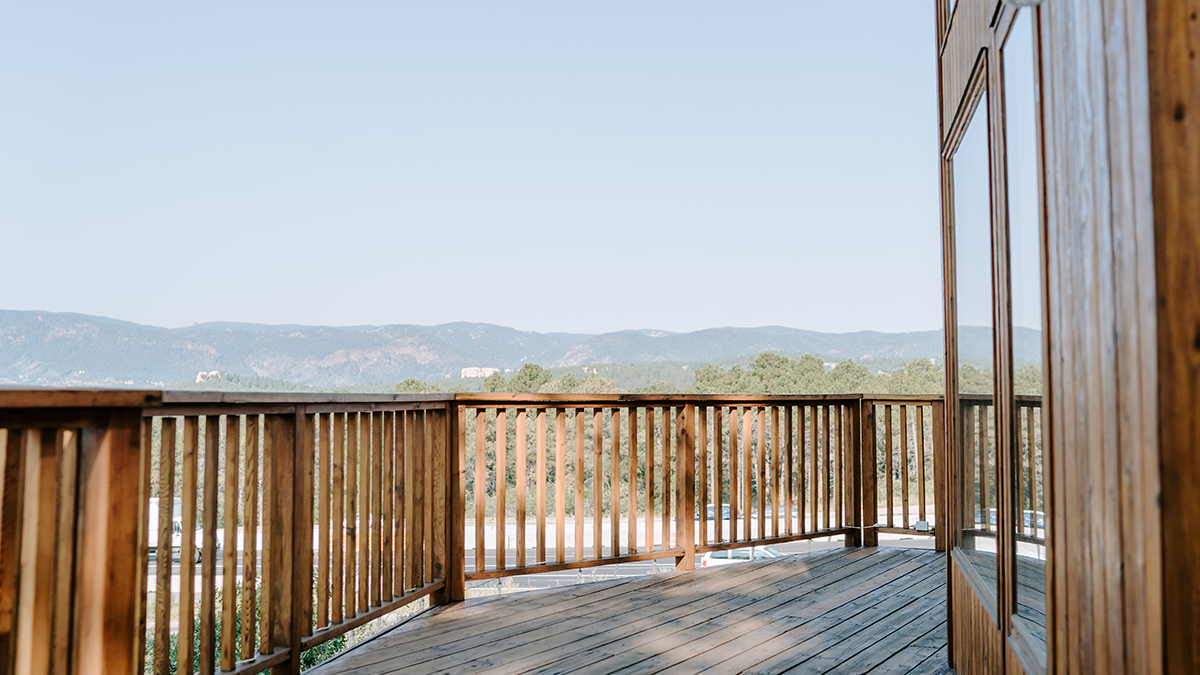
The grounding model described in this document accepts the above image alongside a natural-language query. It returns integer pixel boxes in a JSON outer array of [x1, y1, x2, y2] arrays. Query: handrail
[[0, 389, 949, 675]]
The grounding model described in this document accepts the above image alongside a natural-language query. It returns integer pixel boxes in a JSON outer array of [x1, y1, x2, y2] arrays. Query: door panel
[[938, 1, 1048, 673]]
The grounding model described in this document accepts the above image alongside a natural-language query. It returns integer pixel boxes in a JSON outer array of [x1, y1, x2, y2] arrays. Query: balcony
[[0, 388, 1014, 674], [310, 547, 949, 675]]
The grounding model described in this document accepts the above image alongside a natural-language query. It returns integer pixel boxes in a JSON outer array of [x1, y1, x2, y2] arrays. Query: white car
[[700, 545, 783, 567], [148, 498, 221, 563]]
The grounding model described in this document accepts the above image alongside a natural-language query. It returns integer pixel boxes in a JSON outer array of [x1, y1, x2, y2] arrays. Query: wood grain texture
[[1040, 0, 1163, 671], [555, 409, 566, 564], [306, 548, 948, 675], [1146, 0, 1200, 671], [514, 409, 526, 569], [331, 414, 344, 624]]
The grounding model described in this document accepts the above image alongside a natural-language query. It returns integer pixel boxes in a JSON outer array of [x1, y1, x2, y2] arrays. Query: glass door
[[939, 2, 1048, 672]]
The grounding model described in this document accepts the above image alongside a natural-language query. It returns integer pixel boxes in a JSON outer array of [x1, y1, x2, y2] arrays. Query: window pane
[[953, 90, 998, 605], [1004, 8, 1047, 648]]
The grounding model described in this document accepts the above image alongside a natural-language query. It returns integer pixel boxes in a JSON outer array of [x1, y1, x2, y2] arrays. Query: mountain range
[[0, 309, 1040, 388]]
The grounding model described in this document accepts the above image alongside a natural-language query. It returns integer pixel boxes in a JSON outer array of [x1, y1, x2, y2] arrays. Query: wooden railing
[[957, 394, 1043, 546], [861, 396, 947, 549], [0, 389, 947, 675]]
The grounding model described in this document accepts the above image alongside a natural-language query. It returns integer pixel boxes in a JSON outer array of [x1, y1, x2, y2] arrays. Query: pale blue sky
[[0, 2, 942, 334]]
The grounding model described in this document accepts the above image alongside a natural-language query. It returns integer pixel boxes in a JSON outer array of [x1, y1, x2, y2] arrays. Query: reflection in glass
[[953, 90, 997, 604], [1004, 9, 1046, 646]]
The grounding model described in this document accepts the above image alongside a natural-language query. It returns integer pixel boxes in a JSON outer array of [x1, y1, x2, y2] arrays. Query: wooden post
[[860, 401, 878, 547], [72, 409, 148, 675], [845, 402, 862, 547], [429, 408, 448, 597], [443, 405, 466, 603], [931, 399, 947, 552], [674, 406, 695, 571], [264, 414, 296, 675], [296, 412, 314, 641]]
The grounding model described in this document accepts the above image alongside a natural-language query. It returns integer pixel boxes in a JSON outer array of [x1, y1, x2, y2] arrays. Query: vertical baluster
[[628, 407, 638, 554], [771, 407, 780, 538], [820, 406, 830, 532], [345, 413, 358, 617], [495, 409, 507, 570], [979, 405, 990, 531], [901, 405, 910, 529], [610, 409, 620, 556], [1017, 405, 1027, 535], [697, 406, 708, 548], [963, 403, 976, 530], [381, 412, 393, 600], [592, 409, 603, 557], [661, 408, 672, 549], [645, 408, 655, 552], [474, 410, 485, 573], [742, 407, 752, 542], [756, 407, 766, 540], [537, 409, 547, 564], [834, 405, 843, 530], [199, 417, 219, 675], [713, 408, 723, 544], [1027, 405, 1037, 536], [179, 417, 199, 675], [884, 406, 894, 529], [331, 414, 344, 623], [395, 411, 406, 592], [574, 409, 585, 560], [316, 415, 329, 627], [408, 411, 419, 586], [784, 407, 793, 537], [154, 418, 177, 673], [662, 408, 672, 550], [422, 410, 434, 584], [917, 406, 927, 523], [808, 406, 818, 532], [221, 416, 240, 670], [729, 407, 738, 542], [359, 413, 371, 609], [515, 408, 526, 568], [371, 412, 382, 607], [555, 409, 566, 564], [241, 416, 260, 658], [798, 407, 807, 534]]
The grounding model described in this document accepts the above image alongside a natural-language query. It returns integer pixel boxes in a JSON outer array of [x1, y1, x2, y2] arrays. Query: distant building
[[460, 367, 500, 379]]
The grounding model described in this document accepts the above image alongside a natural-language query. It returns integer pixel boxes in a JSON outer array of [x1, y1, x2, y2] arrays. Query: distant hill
[[0, 309, 1039, 388]]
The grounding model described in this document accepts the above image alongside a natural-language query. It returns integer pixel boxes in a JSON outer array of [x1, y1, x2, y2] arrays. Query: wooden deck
[[311, 548, 951, 675]]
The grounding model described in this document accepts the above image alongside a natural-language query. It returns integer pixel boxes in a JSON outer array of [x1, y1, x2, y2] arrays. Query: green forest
[[177, 351, 1042, 398]]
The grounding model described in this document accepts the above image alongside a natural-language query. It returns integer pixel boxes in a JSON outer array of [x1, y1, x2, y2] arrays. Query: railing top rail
[[0, 387, 161, 408], [860, 394, 947, 404], [957, 393, 1042, 404], [0, 388, 951, 411], [161, 391, 456, 404], [453, 393, 877, 406]]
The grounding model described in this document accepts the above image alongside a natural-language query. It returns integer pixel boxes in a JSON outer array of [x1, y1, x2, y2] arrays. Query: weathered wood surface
[[309, 548, 949, 674]]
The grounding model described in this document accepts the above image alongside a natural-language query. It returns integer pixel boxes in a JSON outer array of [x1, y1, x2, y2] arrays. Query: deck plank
[[310, 548, 951, 675]]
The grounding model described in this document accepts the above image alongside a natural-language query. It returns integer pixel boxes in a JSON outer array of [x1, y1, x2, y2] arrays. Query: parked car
[[148, 497, 221, 563], [697, 503, 733, 521], [148, 498, 184, 561], [700, 545, 783, 567]]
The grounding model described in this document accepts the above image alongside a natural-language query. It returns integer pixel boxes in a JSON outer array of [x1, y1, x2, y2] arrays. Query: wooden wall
[[952, 551, 1005, 674], [1039, 0, 1163, 674], [1146, 1, 1200, 672]]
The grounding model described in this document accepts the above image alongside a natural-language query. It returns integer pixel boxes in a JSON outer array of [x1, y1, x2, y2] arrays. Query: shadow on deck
[[311, 548, 952, 675]]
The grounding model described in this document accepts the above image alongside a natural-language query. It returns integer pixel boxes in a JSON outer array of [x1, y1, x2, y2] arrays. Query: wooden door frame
[[938, 1, 1050, 673]]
